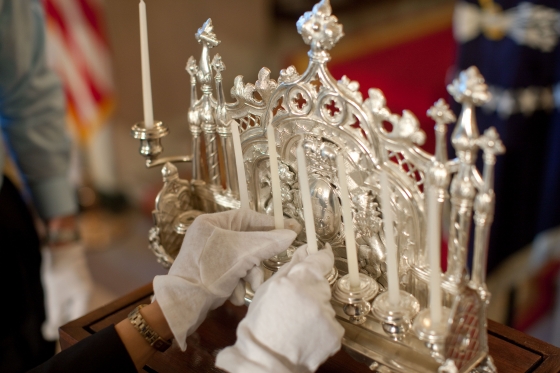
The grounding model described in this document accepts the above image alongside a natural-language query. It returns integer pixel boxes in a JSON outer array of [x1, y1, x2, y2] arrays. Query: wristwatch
[[128, 304, 173, 352]]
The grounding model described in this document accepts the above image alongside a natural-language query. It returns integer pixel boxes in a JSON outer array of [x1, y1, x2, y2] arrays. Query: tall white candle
[[267, 126, 284, 229], [139, 0, 154, 129], [427, 187, 442, 324], [336, 154, 360, 290], [296, 143, 318, 253], [380, 171, 401, 305], [231, 121, 250, 210]]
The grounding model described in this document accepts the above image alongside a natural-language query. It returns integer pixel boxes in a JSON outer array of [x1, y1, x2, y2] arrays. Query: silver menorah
[[131, 1, 504, 371]]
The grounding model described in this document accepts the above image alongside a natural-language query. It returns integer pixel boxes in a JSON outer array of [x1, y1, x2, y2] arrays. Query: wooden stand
[[60, 283, 560, 372]]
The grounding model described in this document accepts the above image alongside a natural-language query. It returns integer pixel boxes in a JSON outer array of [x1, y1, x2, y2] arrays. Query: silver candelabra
[[131, 1, 504, 372]]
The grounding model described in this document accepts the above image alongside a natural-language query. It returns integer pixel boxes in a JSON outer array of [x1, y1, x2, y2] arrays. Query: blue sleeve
[[0, 0, 77, 219]]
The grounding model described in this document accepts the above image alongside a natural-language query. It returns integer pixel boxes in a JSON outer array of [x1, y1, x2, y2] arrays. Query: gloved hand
[[41, 242, 94, 341], [215, 243, 344, 373], [153, 209, 300, 351]]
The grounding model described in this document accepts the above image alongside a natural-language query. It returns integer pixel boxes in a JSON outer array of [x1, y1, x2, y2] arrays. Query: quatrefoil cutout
[[288, 88, 312, 115], [320, 95, 345, 124]]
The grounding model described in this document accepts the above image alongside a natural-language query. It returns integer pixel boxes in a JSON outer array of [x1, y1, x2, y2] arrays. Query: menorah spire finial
[[477, 127, 505, 160], [447, 66, 491, 106], [448, 66, 491, 164], [428, 99, 456, 163], [196, 19, 220, 85], [211, 54, 225, 77], [186, 56, 199, 78], [195, 18, 220, 48], [427, 98, 456, 125], [477, 126, 506, 187], [211, 54, 228, 127], [471, 126, 505, 288], [296, 0, 344, 61]]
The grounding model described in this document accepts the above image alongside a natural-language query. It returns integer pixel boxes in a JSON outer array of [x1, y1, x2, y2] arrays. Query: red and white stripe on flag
[[42, 0, 115, 143]]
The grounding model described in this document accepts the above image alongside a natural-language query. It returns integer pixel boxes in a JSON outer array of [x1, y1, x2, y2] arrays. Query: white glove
[[41, 242, 94, 341], [215, 243, 344, 373], [153, 209, 300, 351]]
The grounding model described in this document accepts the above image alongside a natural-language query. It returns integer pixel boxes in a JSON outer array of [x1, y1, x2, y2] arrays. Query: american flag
[[42, 0, 115, 143]]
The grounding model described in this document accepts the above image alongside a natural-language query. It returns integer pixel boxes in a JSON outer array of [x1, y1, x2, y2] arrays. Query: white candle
[[336, 154, 360, 290], [427, 187, 442, 324], [380, 171, 400, 305], [139, 0, 154, 129], [267, 126, 284, 229], [231, 121, 250, 210], [296, 143, 317, 253]]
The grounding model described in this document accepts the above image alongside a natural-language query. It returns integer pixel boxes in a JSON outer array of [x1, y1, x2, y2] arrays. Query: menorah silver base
[[334, 303, 489, 373]]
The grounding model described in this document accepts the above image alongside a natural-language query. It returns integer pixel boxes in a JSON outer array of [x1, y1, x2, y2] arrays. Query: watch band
[[128, 304, 173, 352]]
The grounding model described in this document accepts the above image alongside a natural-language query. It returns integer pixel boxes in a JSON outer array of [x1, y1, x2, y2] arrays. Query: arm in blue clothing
[[0, 0, 76, 220]]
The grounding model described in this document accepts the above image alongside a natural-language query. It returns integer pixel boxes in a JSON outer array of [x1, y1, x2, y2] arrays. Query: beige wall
[[102, 0, 274, 203]]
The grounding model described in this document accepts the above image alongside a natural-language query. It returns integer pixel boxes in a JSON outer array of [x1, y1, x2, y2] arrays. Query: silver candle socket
[[325, 266, 339, 287], [371, 290, 420, 340], [263, 245, 338, 287], [412, 307, 452, 363], [131, 121, 169, 164], [333, 273, 379, 325], [262, 248, 295, 273]]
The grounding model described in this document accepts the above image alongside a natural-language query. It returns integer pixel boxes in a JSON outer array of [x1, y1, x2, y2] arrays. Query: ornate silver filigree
[[231, 68, 278, 107], [338, 75, 363, 103], [392, 110, 426, 145], [279, 65, 300, 84]]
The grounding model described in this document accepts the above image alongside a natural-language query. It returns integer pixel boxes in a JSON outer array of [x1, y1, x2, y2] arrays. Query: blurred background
[[36, 0, 560, 347]]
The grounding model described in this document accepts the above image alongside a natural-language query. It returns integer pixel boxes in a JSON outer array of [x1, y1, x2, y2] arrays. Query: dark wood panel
[[60, 284, 560, 373], [488, 319, 560, 373], [59, 283, 153, 350], [488, 332, 542, 373]]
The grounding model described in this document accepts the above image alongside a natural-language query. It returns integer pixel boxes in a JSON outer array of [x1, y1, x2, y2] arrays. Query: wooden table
[[60, 283, 560, 372]]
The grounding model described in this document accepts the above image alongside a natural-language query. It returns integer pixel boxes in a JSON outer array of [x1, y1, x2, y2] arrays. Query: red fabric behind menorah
[[326, 26, 457, 271], [329, 27, 457, 157]]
